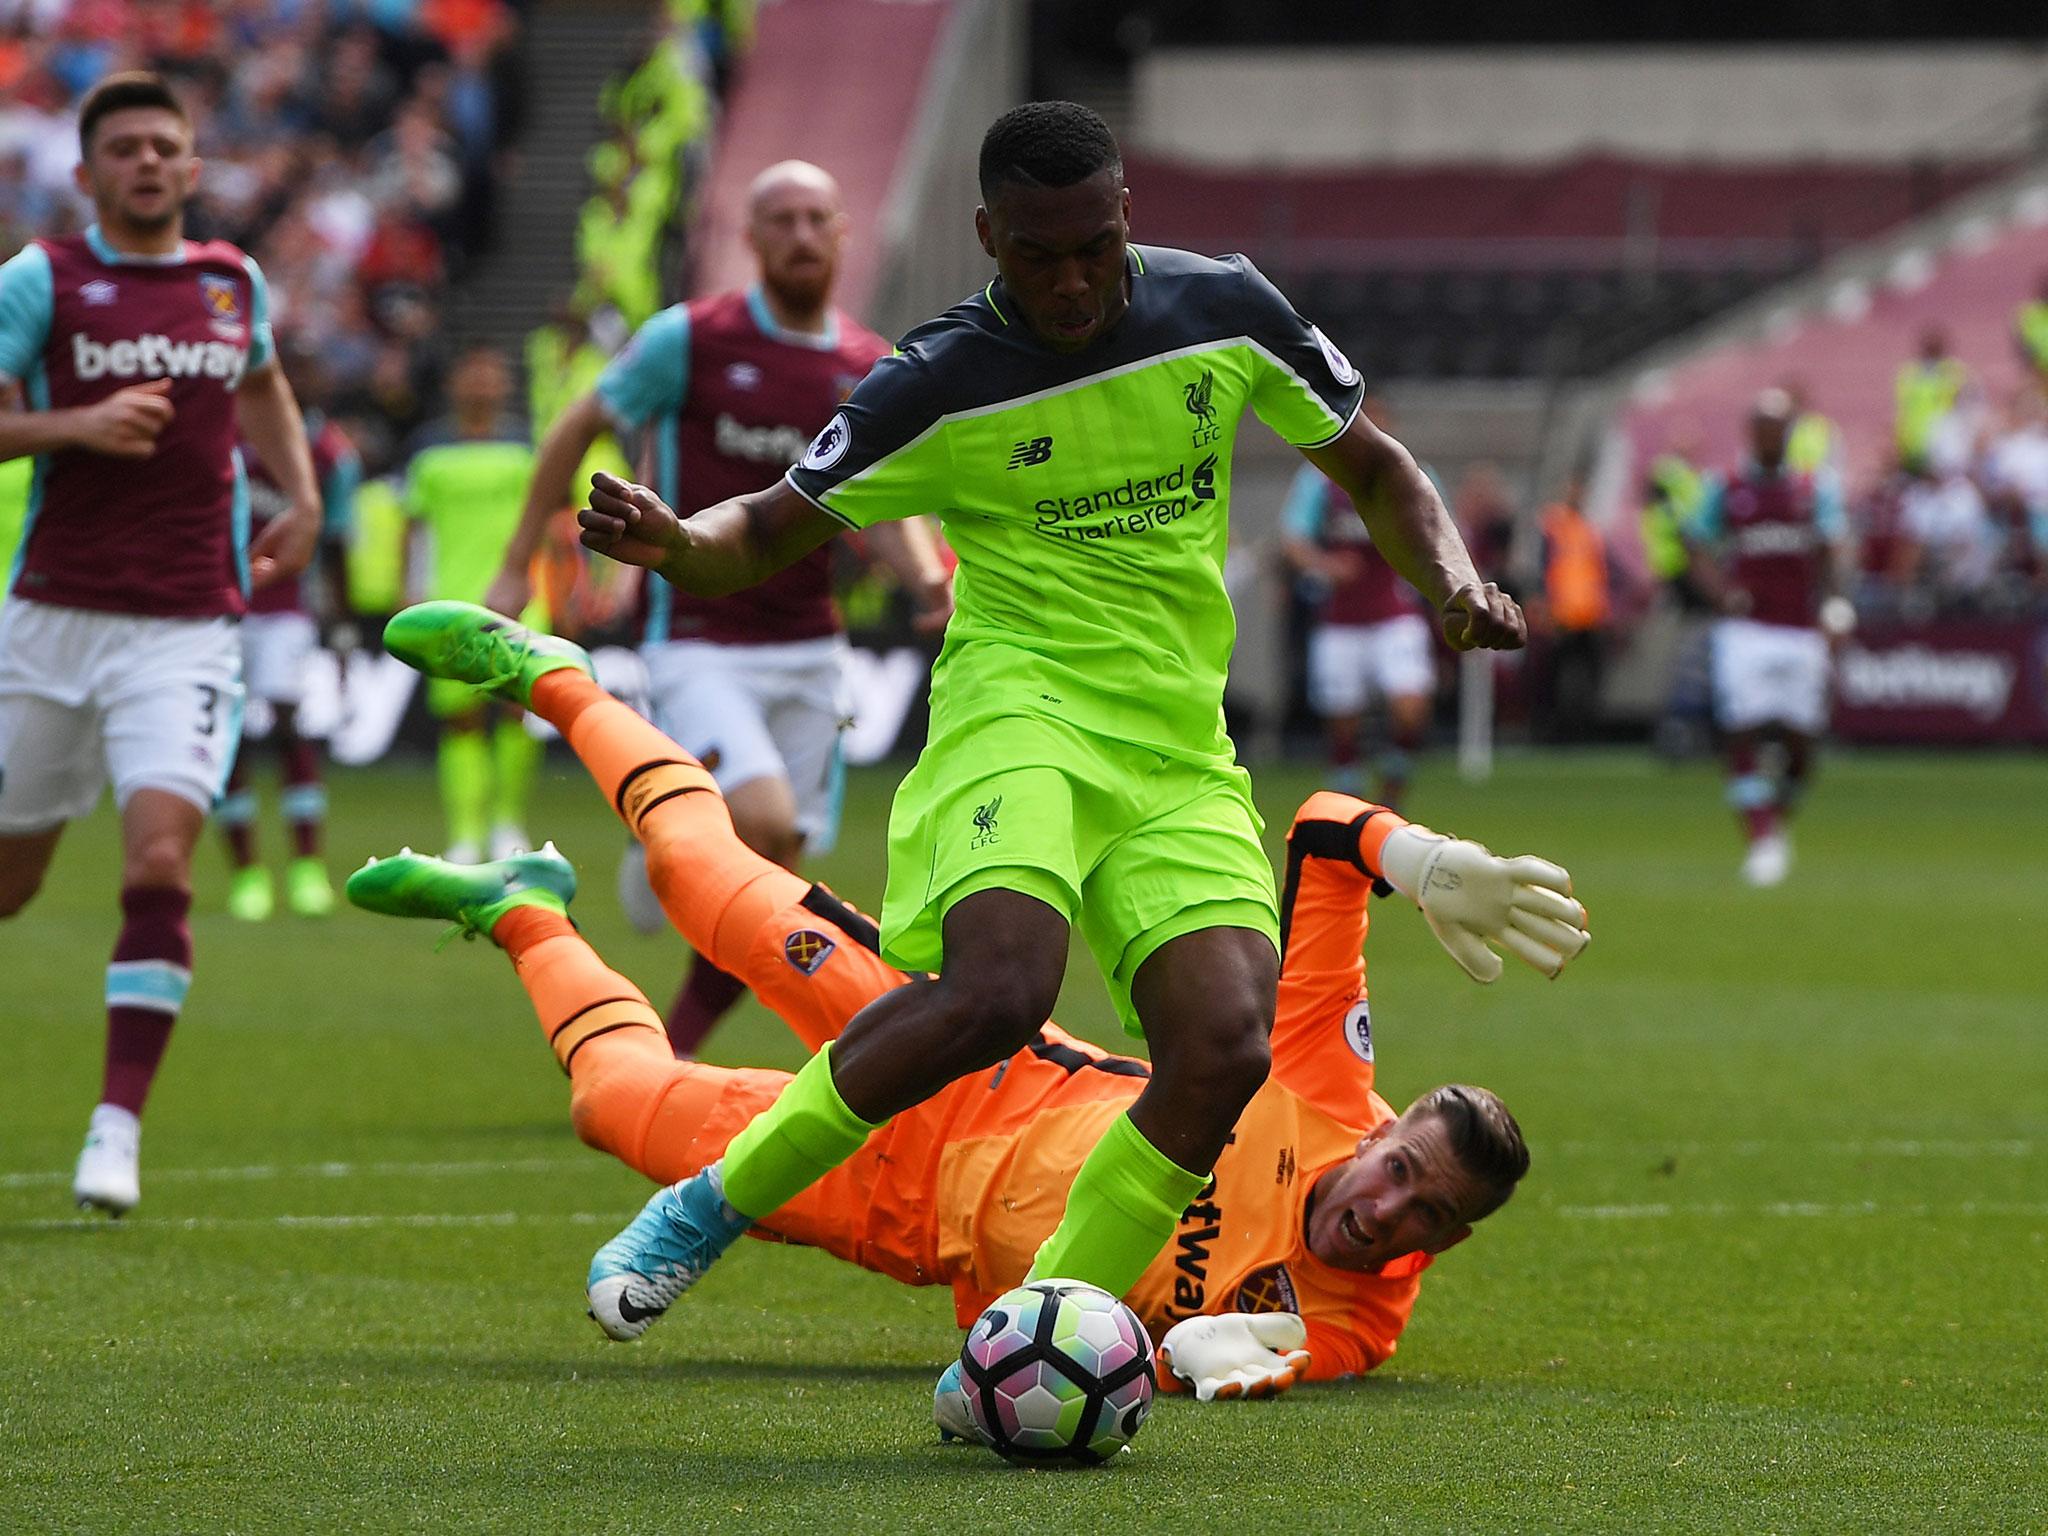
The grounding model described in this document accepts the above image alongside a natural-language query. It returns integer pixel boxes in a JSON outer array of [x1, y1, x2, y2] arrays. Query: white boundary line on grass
[[3, 1140, 2032, 1195], [1548, 1139, 2034, 1159], [1560, 1200, 2048, 1220], [1, 1210, 621, 1233], [0, 1156, 592, 1191], [6, 1200, 2045, 1237]]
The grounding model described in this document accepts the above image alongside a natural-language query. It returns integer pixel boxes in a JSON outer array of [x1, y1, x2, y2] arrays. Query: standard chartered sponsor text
[[1032, 457, 1215, 543]]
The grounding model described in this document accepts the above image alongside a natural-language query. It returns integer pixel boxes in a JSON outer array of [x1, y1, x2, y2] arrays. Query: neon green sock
[[720, 1043, 882, 1220], [437, 729, 491, 850], [491, 715, 542, 828], [1026, 1112, 1208, 1296]]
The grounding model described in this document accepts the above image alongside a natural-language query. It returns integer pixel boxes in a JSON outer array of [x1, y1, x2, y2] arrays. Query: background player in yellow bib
[[571, 102, 1525, 1362], [400, 344, 542, 863]]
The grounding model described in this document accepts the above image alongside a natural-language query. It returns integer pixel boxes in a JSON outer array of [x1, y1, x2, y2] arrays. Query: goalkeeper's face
[[1305, 1113, 1484, 1271]]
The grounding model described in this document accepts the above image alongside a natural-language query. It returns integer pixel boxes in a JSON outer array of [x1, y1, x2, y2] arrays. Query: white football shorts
[[1308, 613, 1435, 717], [0, 598, 243, 832], [641, 635, 850, 852], [241, 611, 319, 709], [1711, 618, 1830, 734]]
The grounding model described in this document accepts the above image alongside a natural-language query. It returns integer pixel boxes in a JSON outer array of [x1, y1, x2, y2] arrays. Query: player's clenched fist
[[76, 378, 174, 458], [1440, 580, 1525, 652], [1158, 1312, 1313, 1402], [578, 470, 684, 571]]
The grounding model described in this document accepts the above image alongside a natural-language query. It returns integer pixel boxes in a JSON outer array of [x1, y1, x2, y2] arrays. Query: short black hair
[[1411, 1084, 1530, 1222], [978, 101, 1122, 202], [78, 71, 189, 154]]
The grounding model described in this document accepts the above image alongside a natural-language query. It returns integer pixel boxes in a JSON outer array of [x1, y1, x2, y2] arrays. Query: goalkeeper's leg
[[493, 900, 798, 1183], [526, 667, 907, 1052]]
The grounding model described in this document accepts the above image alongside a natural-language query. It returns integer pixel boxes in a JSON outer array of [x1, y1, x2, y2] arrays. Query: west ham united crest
[[783, 929, 836, 976], [198, 274, 239, 319], [198, 273, 242, 335]]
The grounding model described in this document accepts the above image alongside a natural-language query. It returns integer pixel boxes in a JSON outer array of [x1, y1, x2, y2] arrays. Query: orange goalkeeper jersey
[[926, 792, 1429, 1380]]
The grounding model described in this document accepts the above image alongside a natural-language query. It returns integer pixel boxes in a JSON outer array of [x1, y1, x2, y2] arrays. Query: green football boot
[[345, 842, 578, 942], [381, 601, 592, 707], [226, 866, 275, 922], [285, 856, 336, 918]]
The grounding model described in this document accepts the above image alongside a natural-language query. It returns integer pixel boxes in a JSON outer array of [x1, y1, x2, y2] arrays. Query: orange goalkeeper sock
[[492, 903, 730, 1180], [526, 669, 808, 970]]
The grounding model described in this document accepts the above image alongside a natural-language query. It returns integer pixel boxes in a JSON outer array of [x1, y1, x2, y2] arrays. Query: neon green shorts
[[879, 713, 1278, 1038]]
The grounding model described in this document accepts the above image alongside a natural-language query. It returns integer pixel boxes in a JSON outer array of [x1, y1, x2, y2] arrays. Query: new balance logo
[[1007, 436, 1053, 469]]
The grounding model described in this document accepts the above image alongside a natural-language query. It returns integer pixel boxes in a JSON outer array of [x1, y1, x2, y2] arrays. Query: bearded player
[[567, 103, 1524, 1397], [348, 602, 1589, 1405], [483, 159, 950, 1059], [0, 73, 320, 1213]]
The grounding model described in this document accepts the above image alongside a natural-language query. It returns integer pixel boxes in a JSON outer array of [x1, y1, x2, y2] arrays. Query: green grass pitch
[[2, 750, 2042, 1532]]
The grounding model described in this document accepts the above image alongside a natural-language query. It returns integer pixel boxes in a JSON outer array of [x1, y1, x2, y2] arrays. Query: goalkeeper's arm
[[1374, 818, 1591, 984]]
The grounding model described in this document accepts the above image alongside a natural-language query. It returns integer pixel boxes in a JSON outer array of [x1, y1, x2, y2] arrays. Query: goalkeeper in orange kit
[[348, 602, 1591, 1403]]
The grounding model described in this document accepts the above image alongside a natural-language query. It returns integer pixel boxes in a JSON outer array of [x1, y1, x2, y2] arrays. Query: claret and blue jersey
[[0, 226, 274, 619], [593, 284, 890, 647], [784, 243, 1366, 762]]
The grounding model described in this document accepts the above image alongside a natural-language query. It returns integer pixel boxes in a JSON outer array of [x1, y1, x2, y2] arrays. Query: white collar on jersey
[[747, 284, 840, 351], [85, 224, 191, 267]]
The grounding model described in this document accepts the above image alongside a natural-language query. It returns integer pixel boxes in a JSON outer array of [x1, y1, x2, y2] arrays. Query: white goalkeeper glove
[[1379, 823, 1590, 984], [1157, 1312, 1312, 1402]]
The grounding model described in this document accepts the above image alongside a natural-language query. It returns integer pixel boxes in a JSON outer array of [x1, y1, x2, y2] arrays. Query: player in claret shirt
[[484, 159, 950, 1059], [1281, 396, 1443, 809], [218, 345, 361, 922], [0, 73, 321, 1214], [346, 605, 1590, 1400], [1685, 389, 1852, 887]]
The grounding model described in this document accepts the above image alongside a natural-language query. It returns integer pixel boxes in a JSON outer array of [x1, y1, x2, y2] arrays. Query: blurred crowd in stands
[[1, 0, 527, 470], [1280, 267, 2048, 760], [1635, 280, 2048, 630]]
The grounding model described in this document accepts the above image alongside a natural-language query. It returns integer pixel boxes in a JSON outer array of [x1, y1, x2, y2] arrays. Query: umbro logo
[[81, 279, 118, 307], [1006, 436, 1053, 469]]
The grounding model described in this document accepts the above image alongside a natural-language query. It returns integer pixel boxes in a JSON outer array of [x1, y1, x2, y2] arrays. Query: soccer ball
[[958, 1278, 1156, 1465]]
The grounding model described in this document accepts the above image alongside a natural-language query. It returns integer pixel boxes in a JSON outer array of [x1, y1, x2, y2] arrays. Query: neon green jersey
[[403, 417, 536, 604], [787, 245, 1364, 760]]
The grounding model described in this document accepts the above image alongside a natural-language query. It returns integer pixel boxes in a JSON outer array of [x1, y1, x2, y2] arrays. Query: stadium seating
[[0, 0, 526, 463], [1619, 199, 2048, 493], [1123, 154, 2014, 380]]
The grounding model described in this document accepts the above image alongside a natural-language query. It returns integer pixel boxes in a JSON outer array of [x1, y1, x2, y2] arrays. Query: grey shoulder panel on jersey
[[788, 244, 1358, 503], [887, 244, 1346, 413]]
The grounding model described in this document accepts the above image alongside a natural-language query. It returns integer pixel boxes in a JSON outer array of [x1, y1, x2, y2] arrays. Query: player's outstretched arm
[[1157, 1313, 1312, 1401], [1379, 822, 1590, 984], [1302, 408, 1524, 651], [486, 390, 611, 616], [578, 471, 840, 597], [236, 362, 322, 589]]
